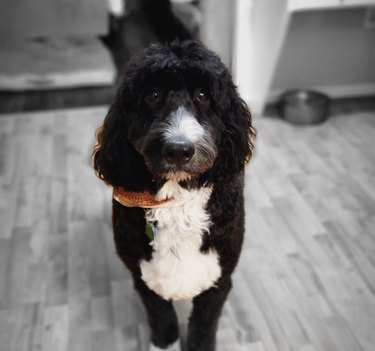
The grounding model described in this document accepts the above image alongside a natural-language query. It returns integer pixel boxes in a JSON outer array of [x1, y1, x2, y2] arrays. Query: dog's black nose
[[163, 140, 195, 165]]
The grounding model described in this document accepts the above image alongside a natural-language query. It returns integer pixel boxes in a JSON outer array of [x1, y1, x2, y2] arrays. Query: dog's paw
[[149, 339, 180, 351]]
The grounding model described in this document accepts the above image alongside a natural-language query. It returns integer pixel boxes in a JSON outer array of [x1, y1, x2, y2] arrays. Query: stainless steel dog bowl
[[281, 90, 330, 125]]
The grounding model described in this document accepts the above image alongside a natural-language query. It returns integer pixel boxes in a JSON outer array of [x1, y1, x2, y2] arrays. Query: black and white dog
[[93, 41, 255, 351]]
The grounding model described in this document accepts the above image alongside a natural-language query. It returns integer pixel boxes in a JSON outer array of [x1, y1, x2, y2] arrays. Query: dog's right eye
[[193, 88, 209, 105], [145, 89, 161, 105]]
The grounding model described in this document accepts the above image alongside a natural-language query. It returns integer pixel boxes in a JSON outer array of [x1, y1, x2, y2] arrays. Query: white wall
[[200, 0, 235, 67]]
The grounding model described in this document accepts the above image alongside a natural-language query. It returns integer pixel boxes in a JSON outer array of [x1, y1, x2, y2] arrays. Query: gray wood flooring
[[0, 107, 375, 351]]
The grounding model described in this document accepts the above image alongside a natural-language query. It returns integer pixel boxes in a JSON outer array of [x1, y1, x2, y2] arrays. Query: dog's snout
[[163, 140, 195, 165]]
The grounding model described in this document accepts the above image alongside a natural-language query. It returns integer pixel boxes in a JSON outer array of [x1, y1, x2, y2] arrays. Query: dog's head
[[94, 41, 255, 191]]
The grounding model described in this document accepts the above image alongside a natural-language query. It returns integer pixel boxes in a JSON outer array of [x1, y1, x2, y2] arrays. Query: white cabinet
[[234, 0, 375, 116]]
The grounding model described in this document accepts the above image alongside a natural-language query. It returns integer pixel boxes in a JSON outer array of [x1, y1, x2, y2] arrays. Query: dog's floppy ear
[[210, 76, 255, 183], [93, 87, 152, 191]]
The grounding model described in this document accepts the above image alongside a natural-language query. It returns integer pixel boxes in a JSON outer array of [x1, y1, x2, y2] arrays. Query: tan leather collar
[[113, 187, 172, 208]]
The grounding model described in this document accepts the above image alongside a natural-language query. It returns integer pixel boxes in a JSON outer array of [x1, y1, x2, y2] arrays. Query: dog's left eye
[[145, 89, 161, 104], [193, 88, 209, 104]]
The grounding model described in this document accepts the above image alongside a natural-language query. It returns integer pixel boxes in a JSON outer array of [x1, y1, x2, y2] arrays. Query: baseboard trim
[[268, 83, 375, 103]]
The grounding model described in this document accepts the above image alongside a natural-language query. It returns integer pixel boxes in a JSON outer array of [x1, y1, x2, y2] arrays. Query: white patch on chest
[[140, 180, 221, 301]]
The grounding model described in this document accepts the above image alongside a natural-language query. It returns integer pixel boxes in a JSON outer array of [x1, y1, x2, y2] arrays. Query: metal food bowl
[[281, 90, 330, 125]]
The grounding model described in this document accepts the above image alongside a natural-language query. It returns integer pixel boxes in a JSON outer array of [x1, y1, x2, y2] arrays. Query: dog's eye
[[145, 89, 161, 104], [193, 88, 209, 104]]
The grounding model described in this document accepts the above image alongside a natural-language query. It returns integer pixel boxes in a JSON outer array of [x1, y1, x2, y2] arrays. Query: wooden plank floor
[[0, 107, 375, 351]]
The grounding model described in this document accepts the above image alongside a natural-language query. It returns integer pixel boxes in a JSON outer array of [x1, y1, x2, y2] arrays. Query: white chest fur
[[140, 180, 221, 301]]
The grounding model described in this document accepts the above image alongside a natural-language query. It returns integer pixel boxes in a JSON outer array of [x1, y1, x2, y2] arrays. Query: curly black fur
[[93, 40, 255, 351]]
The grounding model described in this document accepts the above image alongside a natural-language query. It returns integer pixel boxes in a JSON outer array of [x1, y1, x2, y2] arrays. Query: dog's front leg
[[132, 274, 179, 350], [187, 277, 232, 351]]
